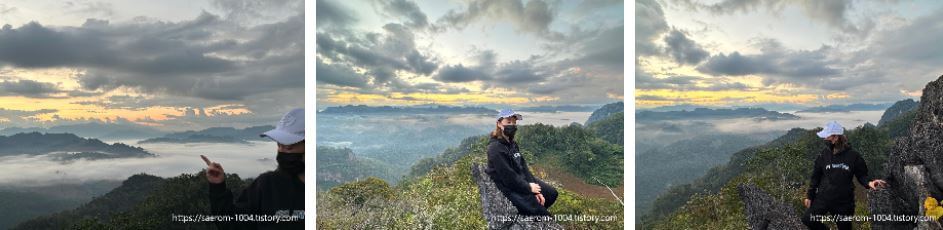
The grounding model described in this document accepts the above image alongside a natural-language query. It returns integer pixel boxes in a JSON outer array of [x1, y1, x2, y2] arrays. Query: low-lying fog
[[0, 140, 279, 187], [635, 110, 885, 154]]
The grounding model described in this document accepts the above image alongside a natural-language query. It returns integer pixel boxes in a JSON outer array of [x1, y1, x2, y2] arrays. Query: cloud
[[371, 0, 429, 29], [212, 0, 303, 25], [62, 1, 115, 18], [494, 60, 546, 83], [664, 29, 709, 65], [0, 80, 62, 98], [568, 24, 625, 71], [316, 0, 624, 105], [873, 7, 943, 65], [636, 72, 701, 90], [434, 0, 563, 39], [316, 59, 371, 88], [0, 4, 16, 15], [316, 22, 439, 87], [316, 0, 358, 28], [0, 9, 302, 101], [697, 39, 839, 79], [674, 0, 870, 34], [636, 0, 668, 56], [434, 64, 490, 83], [0, 141, 278, 186], [0, 108, 58, 125], [636, 95, 677, 101]]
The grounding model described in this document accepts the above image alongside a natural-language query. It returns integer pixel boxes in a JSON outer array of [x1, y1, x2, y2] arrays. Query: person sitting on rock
[[802, 121, 888, 230], [485, 109, 558, 216]]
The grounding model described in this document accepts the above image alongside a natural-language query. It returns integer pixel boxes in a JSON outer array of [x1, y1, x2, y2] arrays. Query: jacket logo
[[825, 163, 850, 171], [513, 152, 521, 158]]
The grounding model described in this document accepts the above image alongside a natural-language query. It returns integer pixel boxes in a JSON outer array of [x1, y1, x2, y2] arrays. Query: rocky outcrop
[[471, 163, 563, 230], [869, 75, 943, 230], [879, 99, 919, 126], [737, 183, 805, 230]]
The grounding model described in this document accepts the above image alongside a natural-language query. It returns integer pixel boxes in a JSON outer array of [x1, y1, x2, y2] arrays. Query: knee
[[540, 183, 558, 198]]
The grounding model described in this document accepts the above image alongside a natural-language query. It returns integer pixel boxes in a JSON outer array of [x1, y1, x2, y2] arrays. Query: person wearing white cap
[[802, 121, 887, 230], [485, 108, 558, 216], [201, 108, 305, 229]]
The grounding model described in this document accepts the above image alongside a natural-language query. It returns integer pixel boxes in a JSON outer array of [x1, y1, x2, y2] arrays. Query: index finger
[[200, 155, 212, 166]]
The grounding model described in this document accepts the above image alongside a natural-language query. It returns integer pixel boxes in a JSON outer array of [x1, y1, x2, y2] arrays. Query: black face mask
[[824, 140, 835, 149], [502, 124, 517, 138], [277, 152, 304, 175]]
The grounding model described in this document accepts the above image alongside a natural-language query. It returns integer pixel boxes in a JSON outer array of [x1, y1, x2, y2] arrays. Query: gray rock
[[869, 75, 943, 230], [737, 183, 805, 230], [471, 163, 563, 230]]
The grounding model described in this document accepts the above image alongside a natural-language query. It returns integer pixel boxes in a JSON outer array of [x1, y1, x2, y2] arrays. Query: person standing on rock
[[486, 109, 559, 216], [802, 121, 888, 230]]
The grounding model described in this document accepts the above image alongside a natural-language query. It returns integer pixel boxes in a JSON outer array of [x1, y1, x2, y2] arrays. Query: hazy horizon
[[0, 140, 278, 187]]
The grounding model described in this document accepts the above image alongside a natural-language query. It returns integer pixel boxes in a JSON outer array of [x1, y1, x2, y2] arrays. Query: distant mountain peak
[[0, 132, 152, 160]]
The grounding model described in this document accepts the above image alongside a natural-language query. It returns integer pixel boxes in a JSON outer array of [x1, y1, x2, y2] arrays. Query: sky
[[0, 0, 303, 131], [315, 0, 625, 109], [636, 0, 943, 109]]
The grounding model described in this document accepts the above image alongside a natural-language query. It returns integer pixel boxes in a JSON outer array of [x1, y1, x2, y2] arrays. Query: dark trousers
[[509, 180, 559, 216], [802, 201, 855, 230], [535, 180, 558, 210]]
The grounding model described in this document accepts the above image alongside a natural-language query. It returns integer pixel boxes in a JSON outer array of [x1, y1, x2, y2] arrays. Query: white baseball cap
[[816, 121, 844, 138], [497, 108, 522, 121], [261, 108, 305, 145]]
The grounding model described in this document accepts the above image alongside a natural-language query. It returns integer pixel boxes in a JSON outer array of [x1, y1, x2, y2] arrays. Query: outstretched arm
[[203, 155, 256, 230]]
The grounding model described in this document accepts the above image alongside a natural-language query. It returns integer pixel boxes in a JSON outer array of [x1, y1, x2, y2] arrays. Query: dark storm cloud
[[697, 40, 839, 79], [698, 52, 776, 76], [316, 59, 371, 88], [664, 29, 709, 65], [493, 60, 545, 83], [636, 0, 668, 56], [0, 80, 62, 98], [434, 64, 490, 83], [316, 21, 439, 87]]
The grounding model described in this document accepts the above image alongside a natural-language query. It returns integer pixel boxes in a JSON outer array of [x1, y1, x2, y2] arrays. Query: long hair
[[833, 135, 850, 154], [491, 118, 511, 142]]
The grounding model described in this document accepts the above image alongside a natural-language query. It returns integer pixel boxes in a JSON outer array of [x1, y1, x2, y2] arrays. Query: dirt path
[[531, 164, 624, 202]]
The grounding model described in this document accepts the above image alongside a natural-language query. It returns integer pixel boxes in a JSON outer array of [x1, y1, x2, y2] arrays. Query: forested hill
[[640, 79, 937, 229], [318, 104, 625, 229], [12, 171, 254, 229], [586, 101, 623, 125], [0, 132, 151, 160]]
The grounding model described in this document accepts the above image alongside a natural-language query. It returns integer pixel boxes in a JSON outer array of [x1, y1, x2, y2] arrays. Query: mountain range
[[137, 125, 275, 144], [0, 132, 152, 160]]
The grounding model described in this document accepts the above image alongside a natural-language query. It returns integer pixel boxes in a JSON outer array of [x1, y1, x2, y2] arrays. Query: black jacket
[[485, 136, 549, 215], [209, 169, 305, 229], [806, 146, 871, 206]]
